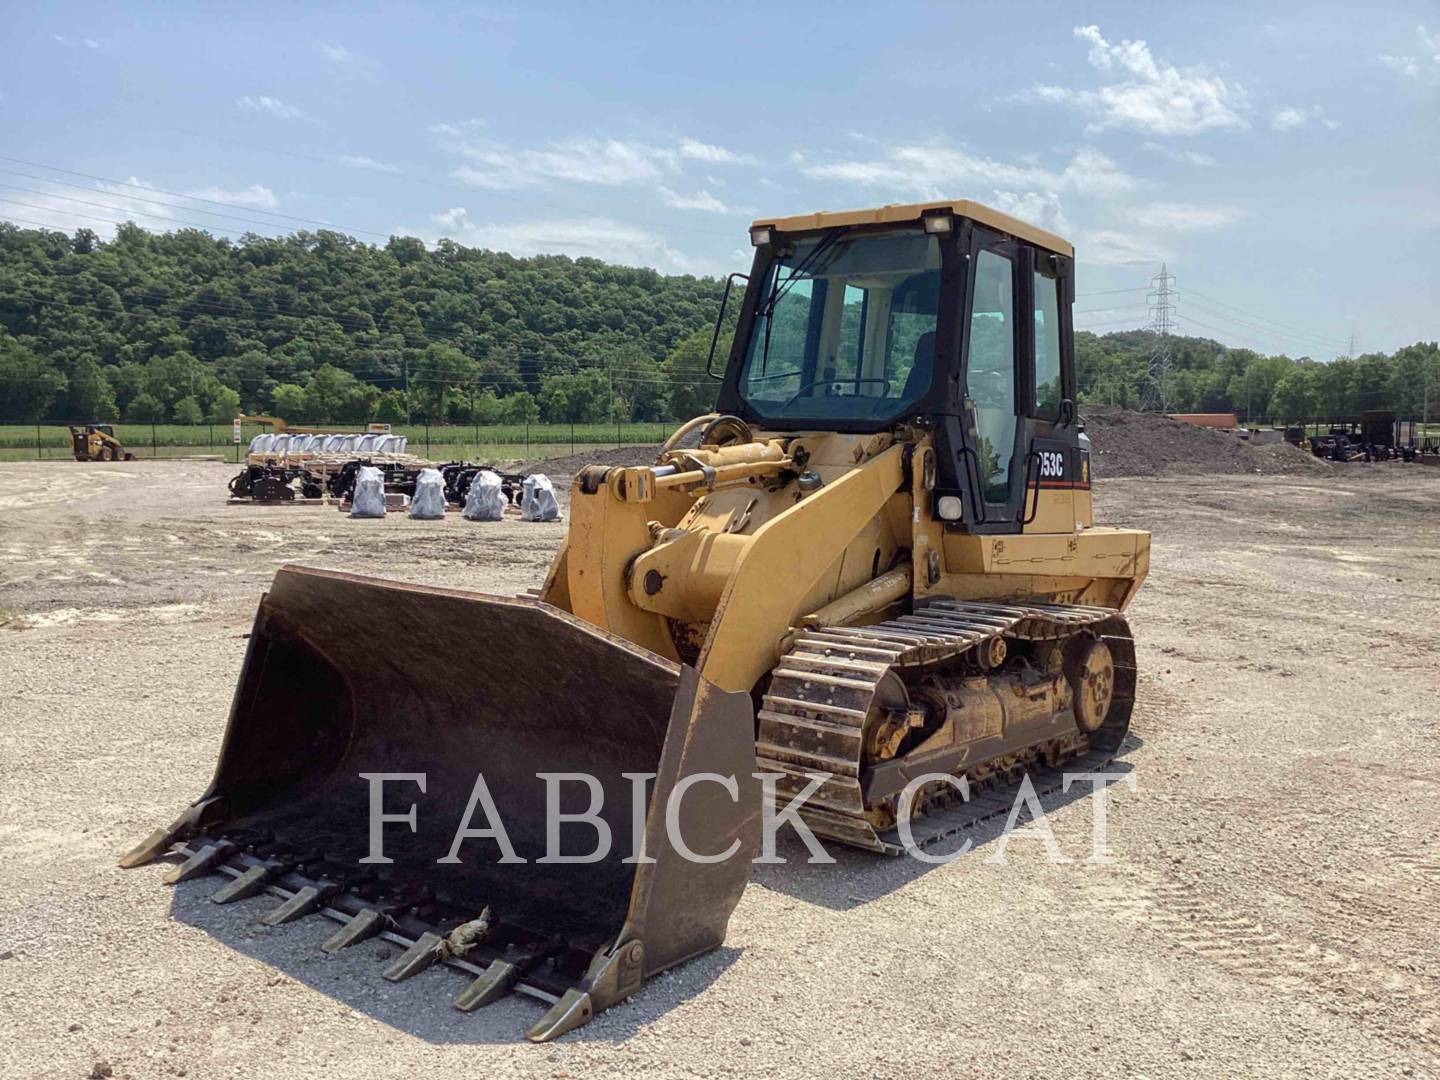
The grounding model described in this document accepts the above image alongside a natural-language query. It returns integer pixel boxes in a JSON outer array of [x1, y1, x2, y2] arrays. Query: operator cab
[[716, 199, 1083, 534]]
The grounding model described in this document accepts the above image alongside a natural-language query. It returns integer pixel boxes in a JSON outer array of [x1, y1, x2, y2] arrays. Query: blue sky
[[2, 2, 1437, 354]]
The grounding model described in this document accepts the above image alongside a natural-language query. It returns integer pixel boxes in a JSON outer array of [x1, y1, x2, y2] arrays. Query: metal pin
[[382, 932, 444, 981]]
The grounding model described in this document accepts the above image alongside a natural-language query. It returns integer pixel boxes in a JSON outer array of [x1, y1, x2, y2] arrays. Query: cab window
[[1033, 270, 1062, 418]]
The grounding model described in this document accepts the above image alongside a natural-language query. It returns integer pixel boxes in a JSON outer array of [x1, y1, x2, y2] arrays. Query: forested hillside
[[0, 221, 1435, 425], [0, 222, 728, 425]]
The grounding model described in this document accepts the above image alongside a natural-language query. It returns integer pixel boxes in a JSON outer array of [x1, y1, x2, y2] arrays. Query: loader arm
[[697, 443, 906, 694]]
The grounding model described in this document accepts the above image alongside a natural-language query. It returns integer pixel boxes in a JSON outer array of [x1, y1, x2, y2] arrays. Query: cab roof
[[752, 199, 1073, 258]]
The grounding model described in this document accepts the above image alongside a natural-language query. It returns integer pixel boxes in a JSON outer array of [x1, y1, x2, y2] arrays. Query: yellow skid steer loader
[[123, 199, 1149, 1040]]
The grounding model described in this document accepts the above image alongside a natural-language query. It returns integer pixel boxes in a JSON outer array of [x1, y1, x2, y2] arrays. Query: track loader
[[122, 200, 1149, 1040]]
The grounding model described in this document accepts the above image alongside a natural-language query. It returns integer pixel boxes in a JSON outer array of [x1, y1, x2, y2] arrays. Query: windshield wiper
[[760, 227, 844, 318]]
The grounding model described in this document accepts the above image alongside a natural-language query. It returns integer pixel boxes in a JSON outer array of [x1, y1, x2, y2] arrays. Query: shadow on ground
[[160, 739, 1137, 1044], [752, 743, 1140, 912], [166, 878, 738, 1045]]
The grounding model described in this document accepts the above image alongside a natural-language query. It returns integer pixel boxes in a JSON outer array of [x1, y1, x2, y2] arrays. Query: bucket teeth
[[119, 828, 176, 869], [321, 908, 384, 954], [262, 883, 337, 927], [526, 988, 595, 1043], [210, 864, 275, 904], [382, 932, 445, 982], [164, 841, 236, 885], [453, 959, 519, 1012]]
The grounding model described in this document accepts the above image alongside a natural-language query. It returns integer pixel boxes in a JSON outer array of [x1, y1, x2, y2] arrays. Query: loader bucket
[[122, 566, 761, 1040]]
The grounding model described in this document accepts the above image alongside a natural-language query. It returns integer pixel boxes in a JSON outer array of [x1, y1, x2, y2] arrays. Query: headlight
[[922, 212, 953, 235], [936, 495, 964, 521], [749, 226, 773, 246]]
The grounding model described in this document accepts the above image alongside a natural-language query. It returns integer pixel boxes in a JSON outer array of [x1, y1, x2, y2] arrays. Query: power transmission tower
[[1141, 264, 1175, 412]]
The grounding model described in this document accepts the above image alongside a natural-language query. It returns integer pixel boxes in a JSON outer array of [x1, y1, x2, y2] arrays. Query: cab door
[[958, 236, 1079, 534], [958, 232, 1024, 531], [1016, 249, 1082, 534]]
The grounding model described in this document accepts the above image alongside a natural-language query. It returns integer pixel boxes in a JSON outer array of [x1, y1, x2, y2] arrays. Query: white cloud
[[444, 135, 678, 188], [1082, 229, 1170, 267], [3, 177, 180, 239], [1270, 105, 1337, 132], [236, 95, 308, 121], [406, 207, 729, 276], [1380, 54, 1421, 78], [1143, 141, 1216, 167], [319, 42, 361, 65], [990, 191, 1072, 235], [338, 154, 401, 173], [800, 143, 1135, 200], [678, 138, 756, 165], [656, 186, 752, 215], [53, 35, 100, 49], [1378, 25, 1440, 82], [0, 174, 291, 241], [185, 184, 280, 209], [1030, 25, 1248, 136], [1129, 202, 1245, 232]]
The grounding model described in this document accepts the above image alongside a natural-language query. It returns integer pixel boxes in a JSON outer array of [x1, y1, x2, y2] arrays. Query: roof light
[[922, 212, 953, 235], [749, 226, 773, 247]]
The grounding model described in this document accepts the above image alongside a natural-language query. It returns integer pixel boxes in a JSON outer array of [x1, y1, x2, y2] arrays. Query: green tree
[[205, 385, 242, 423], [1269, 368, 1316, 423], [664, 329, 724, 419], [271, 382, 308, 418], [501, 391, 540, 423], [375, 389, 410, 423], [538, 369, 611, 422], [172, 395, 204, 424], [0, 334, 67, 421], [67, 356, 119, 421], [412, 343, 476, 420], [125, 392, 166, 422]]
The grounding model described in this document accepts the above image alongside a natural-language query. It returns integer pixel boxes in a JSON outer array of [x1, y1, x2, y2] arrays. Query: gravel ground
[[2, 458, 1439, 1078]]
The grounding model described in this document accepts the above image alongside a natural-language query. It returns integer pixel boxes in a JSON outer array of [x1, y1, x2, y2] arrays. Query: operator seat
[[902, 331, 935, 400]]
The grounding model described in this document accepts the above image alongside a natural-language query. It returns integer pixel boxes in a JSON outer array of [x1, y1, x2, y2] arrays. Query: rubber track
[[755, 599, 1136, 854]]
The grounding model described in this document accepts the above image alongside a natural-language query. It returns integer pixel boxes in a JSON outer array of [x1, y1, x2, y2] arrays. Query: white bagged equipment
[[410, 468, 446, 520], [349, 465, 386, 518], [521, 474, 560, 522], [462, 469, 506, 521]]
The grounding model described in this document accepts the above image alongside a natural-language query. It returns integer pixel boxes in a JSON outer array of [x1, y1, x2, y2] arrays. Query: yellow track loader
[[122, 199, 1149, 1040]]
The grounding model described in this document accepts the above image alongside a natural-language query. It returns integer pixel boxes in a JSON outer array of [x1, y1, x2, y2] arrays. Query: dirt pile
[[1081, 406, 1331, 478], [516, 410, 1334, 482]]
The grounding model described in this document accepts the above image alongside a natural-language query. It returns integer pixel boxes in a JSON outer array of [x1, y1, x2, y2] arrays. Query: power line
[[0, 188, 298, 238], [0, 157, 393, 237], [1182, 284, 1351, 348], [1180, 297, 1348, 355], [1075, 285, 1149, 298], [0, 174, 371, 238], [0, 199, 286, 240]]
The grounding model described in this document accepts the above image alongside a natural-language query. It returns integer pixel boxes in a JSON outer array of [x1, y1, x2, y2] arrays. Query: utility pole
[[403, 353, 411, 423], [1141, 264, 1175, 413]]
